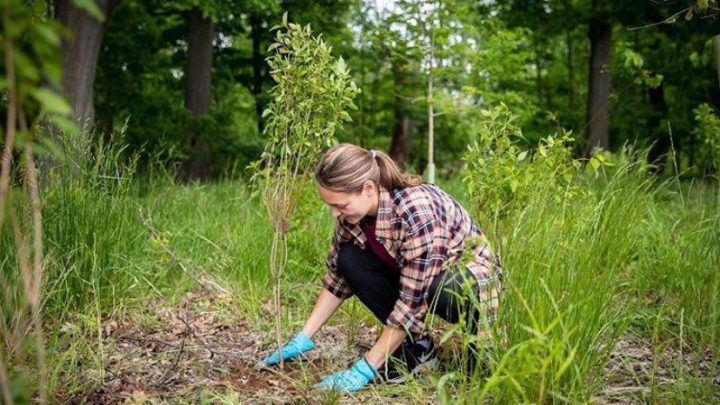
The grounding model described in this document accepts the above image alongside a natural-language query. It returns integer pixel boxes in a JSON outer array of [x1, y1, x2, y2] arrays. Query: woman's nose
[[330, 207, 341, 219]]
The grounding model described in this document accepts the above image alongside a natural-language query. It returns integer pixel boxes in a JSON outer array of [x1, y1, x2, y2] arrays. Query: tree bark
[[251, 14, 264, 134], [566, 30, 575, 112], [178, 7, 213, 181], [646, 83, 669, 173], [714, 35, 720, 92], [584, 17, 612, 157], [390, 114, 412, 169], [56, 0, 115, 131]]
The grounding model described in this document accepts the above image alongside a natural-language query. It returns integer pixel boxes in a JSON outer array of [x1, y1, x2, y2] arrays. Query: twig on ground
[[154, 314, 191, 387]]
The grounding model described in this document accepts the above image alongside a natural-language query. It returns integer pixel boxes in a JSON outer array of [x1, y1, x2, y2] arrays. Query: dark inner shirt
[[360, 216, 398, 271]]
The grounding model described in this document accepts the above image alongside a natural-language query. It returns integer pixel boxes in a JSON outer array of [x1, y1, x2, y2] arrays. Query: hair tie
[[370, 149, 377, 160]]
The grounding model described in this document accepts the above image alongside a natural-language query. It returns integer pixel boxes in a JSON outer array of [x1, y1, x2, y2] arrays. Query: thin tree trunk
[[585, 17, 612, 157], [390, 114, 412, 169], [646, 83, 669, 173], [534, 37, 544, 107], [426, 72, 435, 183], [389, 54, 412, 169], [566, 30, 575, 112], [714, 35, 720, 92], [179, 7, 213, 181], [251, 14, 264, 134]]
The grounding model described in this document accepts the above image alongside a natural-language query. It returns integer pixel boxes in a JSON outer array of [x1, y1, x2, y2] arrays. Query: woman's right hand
[[261, 331, 316, 366]]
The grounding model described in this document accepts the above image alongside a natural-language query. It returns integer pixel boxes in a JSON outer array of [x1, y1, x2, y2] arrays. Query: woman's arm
[[301, 288, 345, 338], [364, 325, 407, 369]]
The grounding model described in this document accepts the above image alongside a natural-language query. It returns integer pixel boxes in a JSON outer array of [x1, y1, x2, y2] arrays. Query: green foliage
[[621, 47, 664, 88], [0, 0, 79, 141], [71, 0, 105, 21], [462, 103, 584, 225], [255, 16, 359, 233], [448, 154, 718, 403], [692, 103, 720, 174]]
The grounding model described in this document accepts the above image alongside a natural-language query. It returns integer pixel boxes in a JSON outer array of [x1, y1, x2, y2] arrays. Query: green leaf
[[47, 114, 80, 137], [517, 150, 528, 162], [335, 56, 347, 74], [33, 24, 61, 46], [267, 42, 280, 53], [34, 136, 67, 163], [71, 0, 105, 21], [31, 88, 72, 115], [554, 346, 577, 382]]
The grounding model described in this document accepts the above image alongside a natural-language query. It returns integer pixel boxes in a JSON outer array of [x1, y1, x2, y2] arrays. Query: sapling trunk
[[269, 227, 288, 369]]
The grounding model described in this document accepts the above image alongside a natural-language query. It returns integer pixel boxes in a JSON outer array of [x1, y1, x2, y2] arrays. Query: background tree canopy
[[7, 0, 717, 180]]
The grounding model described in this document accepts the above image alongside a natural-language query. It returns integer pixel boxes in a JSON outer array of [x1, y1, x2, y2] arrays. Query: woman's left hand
[[314, 357, 376, 392]]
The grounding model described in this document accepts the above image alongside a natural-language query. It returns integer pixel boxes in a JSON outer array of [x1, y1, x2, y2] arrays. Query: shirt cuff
[[321, 274, 354, 299], [386, 300, 425, 334]]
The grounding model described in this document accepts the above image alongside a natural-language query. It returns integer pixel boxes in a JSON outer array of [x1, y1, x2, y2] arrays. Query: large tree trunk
[[178, 7, 213, 181], [584, 17, 612, 157], [56, 0, 115, 131]]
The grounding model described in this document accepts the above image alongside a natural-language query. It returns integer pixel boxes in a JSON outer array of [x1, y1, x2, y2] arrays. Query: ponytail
[[315, 144, 423, 192]]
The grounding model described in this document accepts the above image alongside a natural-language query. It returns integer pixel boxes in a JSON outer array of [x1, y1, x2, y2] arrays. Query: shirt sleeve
[[321, 229, 354, 299], [386, 213, 444, 334]]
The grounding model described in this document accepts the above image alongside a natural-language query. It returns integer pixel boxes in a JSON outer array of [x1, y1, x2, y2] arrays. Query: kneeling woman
[[262, 144, 503, 392]]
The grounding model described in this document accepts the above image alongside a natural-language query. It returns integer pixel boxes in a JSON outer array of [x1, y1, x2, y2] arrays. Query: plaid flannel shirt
[[322, 184, 503, 334]]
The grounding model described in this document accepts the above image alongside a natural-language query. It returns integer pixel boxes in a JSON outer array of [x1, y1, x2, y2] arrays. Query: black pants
[[336, 242, 480, 337]]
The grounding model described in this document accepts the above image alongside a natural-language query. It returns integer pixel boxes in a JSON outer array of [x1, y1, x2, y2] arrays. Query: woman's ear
[[362, 180, 376, 195]]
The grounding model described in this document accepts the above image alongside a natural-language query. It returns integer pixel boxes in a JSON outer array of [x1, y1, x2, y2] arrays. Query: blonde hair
[[315, 143, 423, 193]]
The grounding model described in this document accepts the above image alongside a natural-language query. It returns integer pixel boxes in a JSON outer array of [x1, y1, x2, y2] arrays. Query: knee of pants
[[336, 242, 363, 280], [429, 269, 480, 324]]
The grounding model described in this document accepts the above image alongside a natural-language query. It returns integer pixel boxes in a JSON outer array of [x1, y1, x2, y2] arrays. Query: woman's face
[[317, 181, 378, 225]]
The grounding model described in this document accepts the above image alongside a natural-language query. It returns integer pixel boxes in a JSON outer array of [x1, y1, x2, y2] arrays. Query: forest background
[[8, 0, 720, 179]]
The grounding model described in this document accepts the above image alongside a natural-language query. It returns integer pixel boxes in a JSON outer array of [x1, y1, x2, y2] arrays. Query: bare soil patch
[[60, 290, 423, 404]]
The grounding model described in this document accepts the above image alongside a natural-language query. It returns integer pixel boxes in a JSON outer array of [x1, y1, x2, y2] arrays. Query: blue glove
[[262, 331, 315, 366], [315, 357, 377, 392]]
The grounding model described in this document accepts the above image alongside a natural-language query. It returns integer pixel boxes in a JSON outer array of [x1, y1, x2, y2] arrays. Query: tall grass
[[441, 156, 720, 403]]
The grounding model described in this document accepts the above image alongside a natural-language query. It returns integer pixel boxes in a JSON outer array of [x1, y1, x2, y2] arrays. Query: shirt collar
[[374, 186, 393, 240]]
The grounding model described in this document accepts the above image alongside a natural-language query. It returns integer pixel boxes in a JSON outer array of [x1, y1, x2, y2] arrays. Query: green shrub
[[692, 103, 720, 176]]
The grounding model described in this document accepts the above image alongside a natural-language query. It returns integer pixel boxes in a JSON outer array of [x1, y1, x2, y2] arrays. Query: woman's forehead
[[317, 186, 352, 204]]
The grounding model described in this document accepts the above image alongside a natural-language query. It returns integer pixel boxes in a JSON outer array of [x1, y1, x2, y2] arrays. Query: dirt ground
[[58, 290, 718, 404]]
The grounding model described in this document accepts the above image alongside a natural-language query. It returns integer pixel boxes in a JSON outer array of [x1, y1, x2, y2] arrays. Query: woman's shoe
[[374, 335, 439, 384]]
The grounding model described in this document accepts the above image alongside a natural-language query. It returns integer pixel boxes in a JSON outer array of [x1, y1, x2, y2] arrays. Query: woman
[[262, 144, 502, 392]]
